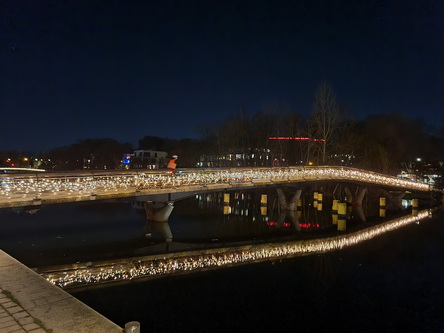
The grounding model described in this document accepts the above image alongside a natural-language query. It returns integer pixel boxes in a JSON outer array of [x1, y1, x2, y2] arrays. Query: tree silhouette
[[310, 82, 339, 164]]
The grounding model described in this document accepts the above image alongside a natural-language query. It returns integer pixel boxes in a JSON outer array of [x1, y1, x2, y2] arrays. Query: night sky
[[1, 0, 443, 152]]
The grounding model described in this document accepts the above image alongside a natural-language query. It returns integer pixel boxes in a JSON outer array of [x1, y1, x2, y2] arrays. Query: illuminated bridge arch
[[0, 166, 438, 209]]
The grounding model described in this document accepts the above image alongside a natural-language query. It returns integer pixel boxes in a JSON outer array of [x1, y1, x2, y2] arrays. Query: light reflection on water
[[2, 184, 442, 332], [42, 209, 432, 290], [71, 207, 444, 333], [0, 185, 426, 269]]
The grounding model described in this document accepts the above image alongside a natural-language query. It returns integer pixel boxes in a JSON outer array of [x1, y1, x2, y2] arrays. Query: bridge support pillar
[[313, 191, 318, 209], [297, 198, 302, 212], [355, 187, 367, 222], [260, 194, 267, 215], [317, 192, 323, 211], [412, 198, 419, 216], [288, 189, 302, 210], [332, 199, 339, 225], [337, 202, 347, 231], [144, 201, 174, 222], [261, 194, 267, 204], [344, 186, 367, 222], [224, 193, 230, 203], [383, 191, 405, 210], [223, 193, 231, 215], [144, 202, 174, 241], [379, 197, 386, 217], [277, 188, 302, 210]]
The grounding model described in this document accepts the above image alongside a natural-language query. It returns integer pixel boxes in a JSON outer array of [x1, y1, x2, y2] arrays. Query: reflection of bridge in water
[[38, 208, 434, 291], [0, 166, 435, 209], [3, 166, 438, 291]]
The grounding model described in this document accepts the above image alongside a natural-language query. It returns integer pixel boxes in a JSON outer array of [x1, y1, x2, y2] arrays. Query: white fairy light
[[0, 167, 434, 205], [43, 209, 431, 289]]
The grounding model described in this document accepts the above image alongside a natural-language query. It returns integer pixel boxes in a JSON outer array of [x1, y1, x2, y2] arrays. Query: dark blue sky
[[1, 0, 443, 152]]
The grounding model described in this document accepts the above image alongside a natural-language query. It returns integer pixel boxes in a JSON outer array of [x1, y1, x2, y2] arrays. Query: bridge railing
[[0, 166, 433, 201]]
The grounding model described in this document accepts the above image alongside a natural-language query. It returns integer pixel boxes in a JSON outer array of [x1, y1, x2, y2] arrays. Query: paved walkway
[[0, 287, 47, 333], [0, 250, 123, 333]]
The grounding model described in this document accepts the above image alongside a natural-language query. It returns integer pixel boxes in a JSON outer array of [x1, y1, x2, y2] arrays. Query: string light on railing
[[44, 209, 431, 289], [0, 167, 432, 201]]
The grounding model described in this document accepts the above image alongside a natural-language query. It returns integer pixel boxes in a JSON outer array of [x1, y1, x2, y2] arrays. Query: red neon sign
[[299, 223, 320, 228]]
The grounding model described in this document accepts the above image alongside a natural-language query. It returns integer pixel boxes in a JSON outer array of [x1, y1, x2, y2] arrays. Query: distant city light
[[122, 154, 131, 165], [268, 137, 326, 142]]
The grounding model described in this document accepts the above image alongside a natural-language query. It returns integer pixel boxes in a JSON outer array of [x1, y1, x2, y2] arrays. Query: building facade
[[125, 150, 168, 169]]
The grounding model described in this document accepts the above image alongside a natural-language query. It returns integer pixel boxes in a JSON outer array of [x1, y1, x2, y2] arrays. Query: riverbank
[[0, 250, 122, 333]]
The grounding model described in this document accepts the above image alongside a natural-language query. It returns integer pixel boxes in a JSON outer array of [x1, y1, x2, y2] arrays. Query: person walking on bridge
[[167, 155, 178, 173]]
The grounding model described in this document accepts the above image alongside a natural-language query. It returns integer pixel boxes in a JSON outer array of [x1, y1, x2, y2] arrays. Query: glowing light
[[42, 209, 432, 289], [0, 166, 434, 206], [268, 137, 326, 142], [299, 223, 320, 228]]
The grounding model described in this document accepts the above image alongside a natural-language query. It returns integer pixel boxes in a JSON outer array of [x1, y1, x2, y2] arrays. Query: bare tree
[[213, 107, 251, 166], [310, 82, 339, 164], [361, 113, 427, 174], [332, 118, 363, 166]]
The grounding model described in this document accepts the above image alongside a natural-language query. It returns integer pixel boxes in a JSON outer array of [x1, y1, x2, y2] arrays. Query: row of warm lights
[[1, 175, 142, 197], [0, 167, 431, 199], [104, 168, 429, 191], [46, 209, 430, 288]]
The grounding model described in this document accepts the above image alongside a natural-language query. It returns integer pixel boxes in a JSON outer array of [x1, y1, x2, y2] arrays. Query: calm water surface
[[1, 186, 379, 267], [1, 186, 443, 332], [75, 208, 444, 333]]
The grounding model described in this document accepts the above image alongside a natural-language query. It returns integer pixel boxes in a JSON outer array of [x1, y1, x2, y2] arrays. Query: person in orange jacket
[[167, 155, 178, 173]]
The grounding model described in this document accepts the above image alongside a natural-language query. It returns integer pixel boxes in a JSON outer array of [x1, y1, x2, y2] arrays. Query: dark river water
[[1, 184, 443, 332], [75, 208, 444, 333]]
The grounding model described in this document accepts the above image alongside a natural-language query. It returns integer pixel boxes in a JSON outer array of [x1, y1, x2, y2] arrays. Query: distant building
[[125, 150, 168, 169], [198, 148, 272, 168], [397, 159, 444, 186]]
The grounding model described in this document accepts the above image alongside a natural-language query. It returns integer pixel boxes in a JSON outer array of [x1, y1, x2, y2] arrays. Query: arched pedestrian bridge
[[0, 166, 437, 209]]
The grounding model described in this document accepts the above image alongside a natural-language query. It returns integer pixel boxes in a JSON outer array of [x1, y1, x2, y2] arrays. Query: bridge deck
[[0, 166, 433, 208]]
